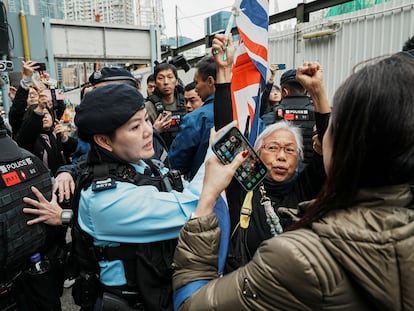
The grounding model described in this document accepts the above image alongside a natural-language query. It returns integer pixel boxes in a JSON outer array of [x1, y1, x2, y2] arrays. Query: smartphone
[[276, 63, 286, 70], [35, 62, 47, 72], [212, 126, 267, 191], [56, 89, 65, 100]]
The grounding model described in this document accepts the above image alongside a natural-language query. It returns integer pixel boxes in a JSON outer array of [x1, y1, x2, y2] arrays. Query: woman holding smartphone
[[15, 93, 77, 176], [212, 34, 331, 271]]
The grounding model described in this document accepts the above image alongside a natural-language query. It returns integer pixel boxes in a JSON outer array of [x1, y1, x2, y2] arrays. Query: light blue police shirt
[[78, 157, 207, 286]]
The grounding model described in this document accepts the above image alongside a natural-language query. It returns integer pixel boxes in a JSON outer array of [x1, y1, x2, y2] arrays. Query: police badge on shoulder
[[92, 178, 117, 192]]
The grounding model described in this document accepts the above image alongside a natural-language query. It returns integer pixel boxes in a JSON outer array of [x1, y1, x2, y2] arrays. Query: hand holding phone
[[212, 126, 267, 191], [56, 89, 65, 100]]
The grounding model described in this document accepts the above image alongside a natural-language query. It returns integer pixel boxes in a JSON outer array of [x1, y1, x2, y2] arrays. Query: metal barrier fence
[[166, 0, 414, 102]]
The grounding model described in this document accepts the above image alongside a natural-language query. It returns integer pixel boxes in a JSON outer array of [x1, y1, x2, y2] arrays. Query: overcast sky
[[162, 0, 303, 40]]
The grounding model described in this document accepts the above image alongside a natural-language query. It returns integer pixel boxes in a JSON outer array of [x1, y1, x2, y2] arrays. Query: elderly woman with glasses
[[211, 34, 331, 271]]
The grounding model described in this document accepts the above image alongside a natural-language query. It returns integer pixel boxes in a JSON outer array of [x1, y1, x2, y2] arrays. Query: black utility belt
[[101, 285, 144, 311]]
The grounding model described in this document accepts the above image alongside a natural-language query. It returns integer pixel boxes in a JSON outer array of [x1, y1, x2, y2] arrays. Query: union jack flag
[[231, 0, 269, 144]]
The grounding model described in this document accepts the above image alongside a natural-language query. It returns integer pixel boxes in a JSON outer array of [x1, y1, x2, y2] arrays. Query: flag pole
[[222, 4, 240, 61]]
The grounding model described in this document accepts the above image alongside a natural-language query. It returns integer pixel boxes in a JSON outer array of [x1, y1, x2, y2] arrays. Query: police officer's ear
[[93, 134, 114, 151]]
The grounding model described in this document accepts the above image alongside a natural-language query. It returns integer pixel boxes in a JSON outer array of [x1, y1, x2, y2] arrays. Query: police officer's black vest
[[71, 147, 183, 310], [148, 91, 186, 149], [0, 131, 50, 289], [275, 96, 315, 164]]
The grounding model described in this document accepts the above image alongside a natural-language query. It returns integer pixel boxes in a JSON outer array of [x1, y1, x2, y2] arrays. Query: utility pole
[[19, 0, 30, 61], [175, 5, 178, 48]]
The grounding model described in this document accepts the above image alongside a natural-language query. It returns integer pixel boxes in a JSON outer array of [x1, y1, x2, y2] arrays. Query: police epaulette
[[91, 178, 117, 192], [91, 163, 117, 192]]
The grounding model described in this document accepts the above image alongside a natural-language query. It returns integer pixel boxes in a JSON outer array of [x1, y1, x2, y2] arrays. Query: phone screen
[[56, 89, 65, 100], [212, 126, 267, 191]]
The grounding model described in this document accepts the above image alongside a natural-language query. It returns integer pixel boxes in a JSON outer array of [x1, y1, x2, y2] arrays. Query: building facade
[[204, 11, 234, 36], [5, 0, 64, 19], [64, 0, 134, 24], [4, 0, 164, 28]]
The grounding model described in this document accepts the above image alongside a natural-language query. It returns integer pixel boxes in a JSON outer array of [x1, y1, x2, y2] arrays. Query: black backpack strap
[[153, 129, 169, 153], [176, 92, 186, 110], [148, 94, 164, 115]]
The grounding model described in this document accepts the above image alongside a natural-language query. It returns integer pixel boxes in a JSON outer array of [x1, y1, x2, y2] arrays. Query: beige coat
[[173, 184, 414, 310]]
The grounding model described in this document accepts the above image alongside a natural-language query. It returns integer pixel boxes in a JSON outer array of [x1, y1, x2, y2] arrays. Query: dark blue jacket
[[168, 94, 214, 181]]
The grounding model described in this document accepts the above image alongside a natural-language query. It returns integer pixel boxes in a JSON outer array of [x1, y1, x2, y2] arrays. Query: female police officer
[[24, 83, 210, 310]]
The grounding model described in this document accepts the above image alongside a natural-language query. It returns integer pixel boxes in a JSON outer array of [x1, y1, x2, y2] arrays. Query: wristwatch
[[61, 209, 73, 225]]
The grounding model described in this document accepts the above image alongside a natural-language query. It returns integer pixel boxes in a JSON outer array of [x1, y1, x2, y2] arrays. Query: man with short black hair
[[145, 63, 186, 149], [184, 81, 203, 113], [146, 74, 156, 98]]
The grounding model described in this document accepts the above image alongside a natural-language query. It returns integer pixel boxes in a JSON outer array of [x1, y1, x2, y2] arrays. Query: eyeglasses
[[262, 142, 296, 155], [28, 92, 39, 98]]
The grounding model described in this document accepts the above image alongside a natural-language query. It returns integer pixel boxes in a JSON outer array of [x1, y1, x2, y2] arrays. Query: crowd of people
[[0, 32, 412, 311]]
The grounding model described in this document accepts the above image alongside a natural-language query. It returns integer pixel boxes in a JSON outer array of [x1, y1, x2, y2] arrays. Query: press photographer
[[145, 56, 190, 148]]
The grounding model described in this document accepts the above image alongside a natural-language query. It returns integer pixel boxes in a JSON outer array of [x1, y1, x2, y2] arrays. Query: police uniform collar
[[87, 145, 129, 167], [131, 160, 150, 175]]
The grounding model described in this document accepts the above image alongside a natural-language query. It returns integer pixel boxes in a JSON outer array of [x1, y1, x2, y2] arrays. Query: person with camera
[[14, 87, 77, 177], [9, 61, 41, 137], [9, 60, 66, 138], [145, 63, 186, 149]]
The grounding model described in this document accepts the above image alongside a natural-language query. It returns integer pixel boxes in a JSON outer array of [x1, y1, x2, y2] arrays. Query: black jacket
[[9, 86, 66, 138], [15, 106, 77, 176]]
